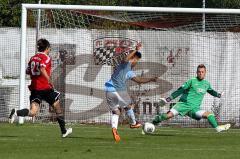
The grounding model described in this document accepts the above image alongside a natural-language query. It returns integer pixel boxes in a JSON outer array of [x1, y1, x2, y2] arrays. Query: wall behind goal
[[1, 28, 240, 126]]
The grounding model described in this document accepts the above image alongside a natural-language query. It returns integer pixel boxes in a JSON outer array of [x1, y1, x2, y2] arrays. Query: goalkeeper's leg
[[198, 111, 231, 132], [152, 109, 177, 125]]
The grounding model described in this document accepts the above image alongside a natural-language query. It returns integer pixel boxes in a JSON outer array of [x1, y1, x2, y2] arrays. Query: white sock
[[126, 109, 136, 125], [111, 114, 119, 129]]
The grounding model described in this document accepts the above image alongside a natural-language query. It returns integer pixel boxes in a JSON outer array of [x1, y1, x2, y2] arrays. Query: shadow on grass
[[143, 134, 175, 137], [0, 135, 18, 138], [67, 136, 112, 141]]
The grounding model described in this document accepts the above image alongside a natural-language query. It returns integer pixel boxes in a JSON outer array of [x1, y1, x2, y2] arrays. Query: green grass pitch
[[0, 123, 240, 159]]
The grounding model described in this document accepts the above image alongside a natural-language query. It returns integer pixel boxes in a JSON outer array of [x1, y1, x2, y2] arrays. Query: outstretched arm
[[207, 85, 222, 98], [159, 79, 192, 106], [170, 87, 186, 99], [131, 76, 158, 84], [125, 43, 142, 62], [170, 79, 192, 99]]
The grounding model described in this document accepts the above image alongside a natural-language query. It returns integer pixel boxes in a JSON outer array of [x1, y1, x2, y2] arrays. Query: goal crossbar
[[22, 4, 240, 14]]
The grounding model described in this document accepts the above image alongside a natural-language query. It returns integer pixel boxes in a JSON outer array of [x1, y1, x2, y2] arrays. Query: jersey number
[[30, 61, 41, 75]]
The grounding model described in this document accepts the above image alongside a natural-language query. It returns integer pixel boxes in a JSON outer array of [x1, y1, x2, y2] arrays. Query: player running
[[105, 43, 158, 142], [9, 39, 72, 138], [152, 64, 230, 132]]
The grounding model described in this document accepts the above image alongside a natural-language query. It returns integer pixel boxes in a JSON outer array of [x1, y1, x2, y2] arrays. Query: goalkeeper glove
[[159, 97, 172, 107]]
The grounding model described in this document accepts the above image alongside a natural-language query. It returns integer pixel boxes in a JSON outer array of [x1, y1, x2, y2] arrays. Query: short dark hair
[[37, 39, 50, 52], [134, 51, 142, 59], [197, 64, 206, 70]]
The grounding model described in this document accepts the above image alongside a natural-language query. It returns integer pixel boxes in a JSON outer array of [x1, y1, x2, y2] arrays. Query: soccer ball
[[143, 122, 155, 134]]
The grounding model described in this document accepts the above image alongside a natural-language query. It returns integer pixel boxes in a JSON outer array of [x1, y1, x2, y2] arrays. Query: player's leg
[[152, 102, 189, 124], [106, 91, 121, 142], [152, 109, 175, 125], [9, 91, 41, 123], [53, 100, 72, 137], [201, 111, 231, 132], [191, 110, 231, 132], [111, 108, 121, 142], [45, 89, 72, 137], [117, 91, 141, 128], [124, 104, 141, 128]]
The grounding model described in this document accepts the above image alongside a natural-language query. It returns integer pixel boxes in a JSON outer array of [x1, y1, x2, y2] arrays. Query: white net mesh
[[37, 10, 240, 32]]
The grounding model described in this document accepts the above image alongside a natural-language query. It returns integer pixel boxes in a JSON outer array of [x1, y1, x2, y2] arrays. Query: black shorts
[[30, 89, 60, 106]]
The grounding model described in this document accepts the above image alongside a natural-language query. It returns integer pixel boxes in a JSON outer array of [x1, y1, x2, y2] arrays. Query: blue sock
[[126, 109, 136, 125]]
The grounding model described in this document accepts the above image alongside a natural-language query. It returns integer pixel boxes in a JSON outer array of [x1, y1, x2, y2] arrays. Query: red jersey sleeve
[[40, 55, 51, 68]]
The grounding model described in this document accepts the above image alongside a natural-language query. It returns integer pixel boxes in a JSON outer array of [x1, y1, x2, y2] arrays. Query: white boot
[[216, 124, 231, 133], [9, 109, 17, 124], [62, 128, 73, 138]]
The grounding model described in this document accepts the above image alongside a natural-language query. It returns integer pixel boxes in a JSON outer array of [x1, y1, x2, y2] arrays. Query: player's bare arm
[[125, 43, 142, 62], [131, 76, 157, 84], [26, 64, 31, 75], [40, 67, 50, 82]]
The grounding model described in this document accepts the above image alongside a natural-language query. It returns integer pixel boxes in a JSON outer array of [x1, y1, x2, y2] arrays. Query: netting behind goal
[[4, 6, 240, 127]]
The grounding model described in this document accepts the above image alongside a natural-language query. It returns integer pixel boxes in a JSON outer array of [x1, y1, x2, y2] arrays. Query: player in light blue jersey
[[105, 43, 158, 142]]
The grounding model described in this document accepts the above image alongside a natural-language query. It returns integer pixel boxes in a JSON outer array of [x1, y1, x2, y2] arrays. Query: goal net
[[5, 5, 240, 127]]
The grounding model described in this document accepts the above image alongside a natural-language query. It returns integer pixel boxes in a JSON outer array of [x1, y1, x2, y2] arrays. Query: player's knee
[[167, 112, 174, 119], [53, 100, 62, 113], [29, 109, 37, 117], [53, 100, 60, 108], [29, 102, 39, 117], [168, 109, 178, 118], [128, 104, 135, 109], [203, 112, 212, 118], [112, 109, 120, 115]]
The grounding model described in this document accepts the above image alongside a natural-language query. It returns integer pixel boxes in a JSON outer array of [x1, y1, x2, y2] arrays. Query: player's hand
[[218, 92, 224, 98], [136, 42, 142, 51], [151, 77, 158, 82], [28, 85, 33, 91], [49, 82, 54, 89], [159, 97, 172, 107], [26, 66, 30, 75]]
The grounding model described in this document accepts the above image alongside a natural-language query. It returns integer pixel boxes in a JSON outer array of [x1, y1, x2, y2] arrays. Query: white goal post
[[20, 4, 240, 124]]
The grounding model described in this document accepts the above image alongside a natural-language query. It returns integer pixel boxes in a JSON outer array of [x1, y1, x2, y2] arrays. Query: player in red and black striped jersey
[[9, 39, 72, 138]]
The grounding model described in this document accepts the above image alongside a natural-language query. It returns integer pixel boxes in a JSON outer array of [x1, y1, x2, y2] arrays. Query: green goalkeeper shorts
[[171, 102, 203, 120]]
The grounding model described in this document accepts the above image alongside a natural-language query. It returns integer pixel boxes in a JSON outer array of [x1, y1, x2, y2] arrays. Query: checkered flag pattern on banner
[[93, 37, 138, 67], [93, 47, 115, 65], [93, 47, 132, 67]]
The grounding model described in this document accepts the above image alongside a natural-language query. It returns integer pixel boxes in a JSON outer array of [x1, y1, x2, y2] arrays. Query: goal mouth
[[13, 4, 240, 126]]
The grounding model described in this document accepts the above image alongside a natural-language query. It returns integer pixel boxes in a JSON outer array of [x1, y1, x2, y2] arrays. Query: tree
[[0, 0, 37, 27], [1, 0, 240, 27]]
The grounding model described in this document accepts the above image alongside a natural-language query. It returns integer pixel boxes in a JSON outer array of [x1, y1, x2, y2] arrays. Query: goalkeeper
[[153, 64, 230, 132]]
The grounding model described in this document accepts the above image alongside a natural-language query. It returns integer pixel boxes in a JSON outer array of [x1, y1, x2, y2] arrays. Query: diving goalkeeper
[[153, 64, 230, 132]]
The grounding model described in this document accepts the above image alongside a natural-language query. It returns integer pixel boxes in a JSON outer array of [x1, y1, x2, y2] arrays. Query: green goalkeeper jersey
[[170, 77, 220, 108]]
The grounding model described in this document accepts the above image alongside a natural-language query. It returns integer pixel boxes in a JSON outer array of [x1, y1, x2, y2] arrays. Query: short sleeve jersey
[[27, 52, 52, 91], [105, 62, 136, 92]]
